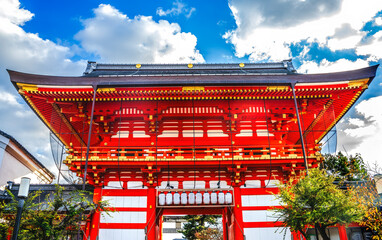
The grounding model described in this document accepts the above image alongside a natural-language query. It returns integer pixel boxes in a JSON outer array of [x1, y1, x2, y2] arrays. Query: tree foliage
[[179, 215, 223, 240], [324, 152, 382, 239], [323, 152, 368, 181], [273, 168, 364, 240], [355, 178, 382, 239], [0, 185, 110, 240]]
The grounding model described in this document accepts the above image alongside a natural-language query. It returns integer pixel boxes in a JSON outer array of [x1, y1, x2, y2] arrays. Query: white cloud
[[0, 0, 33, 25], [0, 5, 85, 84], [375, 17, 382, 26], [297, 58, 369, 73], [337, 96, 382, 165], [156, 1, 195, 18], [225, 0, 382, 61], [356, 31, 382, 59], [0, 0, 86, 174], [0, 90, 20, 106], [76, 4, 204, 63]]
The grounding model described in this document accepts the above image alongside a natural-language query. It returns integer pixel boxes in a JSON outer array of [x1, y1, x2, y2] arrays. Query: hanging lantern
[[166, 192, 173, 205], [211, 191, 218, 204], [225, 191, 233, 204], [203, 192, 210, 204], [159, 192, 165, 206], [196, 191, 202, 205], [189, 192, 195, 205], [218, 191, 225, 204], [181, 192, 188, 205], [173, 192, 180, 205]]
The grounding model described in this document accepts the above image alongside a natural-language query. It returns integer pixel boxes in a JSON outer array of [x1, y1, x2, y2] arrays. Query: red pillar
[[158, 215, 163, 240], [292, 231, 300, 240], [232, 187, 244, 240], [146, 187, 157, 240], [89, 187, 102, 240], [338, 225, 348, 240]]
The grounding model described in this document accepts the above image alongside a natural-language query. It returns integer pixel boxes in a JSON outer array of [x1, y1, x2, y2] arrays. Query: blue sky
[[0, 0, 382, 176], [19, 0, 241, 63]]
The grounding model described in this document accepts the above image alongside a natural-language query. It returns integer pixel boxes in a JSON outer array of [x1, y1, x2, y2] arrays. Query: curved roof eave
[[7, 65, 379, 88]]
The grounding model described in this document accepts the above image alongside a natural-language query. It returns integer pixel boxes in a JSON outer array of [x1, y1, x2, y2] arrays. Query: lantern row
[[158, 191, 233, 206]]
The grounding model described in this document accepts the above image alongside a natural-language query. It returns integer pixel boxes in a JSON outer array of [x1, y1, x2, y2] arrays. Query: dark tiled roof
[[83, 60, 297, 77], [0, 129, 54, 179]]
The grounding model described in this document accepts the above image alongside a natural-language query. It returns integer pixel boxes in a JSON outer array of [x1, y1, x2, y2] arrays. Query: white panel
[[207, 130, 228, 137], [111, 131, 129, 138], [209, 180, 229, 188], [115, 196, 124, 208], [99, 229, 145, 240], [183, 181, 205, 189], [236, 129, 253, 137], [256, 129, 274, 137], [100, 211, 146, 223], [241, 195, 280, 207], [102, 196, 147, 208], [128, 181, 147, 189], [265, 179, 280, 188], [242, 210, 278, 222], [133, 131, 150, 138], [242, 180, 261, 188], [158, 181, 179, 189], [244, 227, 291, 240], [183, 130, 203, 137], [104, 181, 123, 189], [158, 130, 179, 138]]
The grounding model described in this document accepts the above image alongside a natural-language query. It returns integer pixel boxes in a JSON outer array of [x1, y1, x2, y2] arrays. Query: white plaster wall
[[241, 195, 280, 207], [242, 210, 278, 222], [244, 227, 291, 240], [0, 134, 9, 172], [128, 181, 147, 189], [99, 229, 145, 240], [209, 180, 229, 188], [104, 181, 124, 189], [182, 181, 205, 189], [158, 181, 179, 189], [264, 179, 280, 188], [102, 196, 147, 208], [0, 151, 32, 186], [242, 180, 261, 188], [100, 211, 146, 224]]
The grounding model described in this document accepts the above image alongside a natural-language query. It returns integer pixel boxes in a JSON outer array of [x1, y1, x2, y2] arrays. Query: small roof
[[0, 129, 54, 181], [83, 60, 297, 77]]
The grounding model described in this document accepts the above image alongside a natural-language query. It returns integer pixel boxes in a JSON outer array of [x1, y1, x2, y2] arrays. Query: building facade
[[8, 61, 378, 240], [0, 130, 54, 186]]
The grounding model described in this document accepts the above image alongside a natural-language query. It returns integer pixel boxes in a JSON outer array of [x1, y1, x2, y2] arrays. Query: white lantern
[[195, 191, 202, 205], [218, 191, 225, 204], [225, 192, 233, 204], [211, 191, 218, 204], [188, 192, 195, 205], [159, 192, 165, 206], [166, 192, 173, 205], [173, 192, 180, 205], [18, 177, 31, 198], [181, 192, 188, 205], [203, 192, 210, 204]]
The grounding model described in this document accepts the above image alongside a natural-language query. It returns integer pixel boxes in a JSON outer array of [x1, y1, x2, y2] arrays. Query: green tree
[[323, 153, 382, 239], [0, 185, 110, 240], [179, 215, 222, 240], [273, 168, 364, 240], [323, 152, 368, 181]]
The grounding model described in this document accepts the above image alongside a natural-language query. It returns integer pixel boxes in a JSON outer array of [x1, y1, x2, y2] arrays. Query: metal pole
[[11, 198, 25, 240], [82, 85, 97, 190], [291, 83, 309, 173]]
